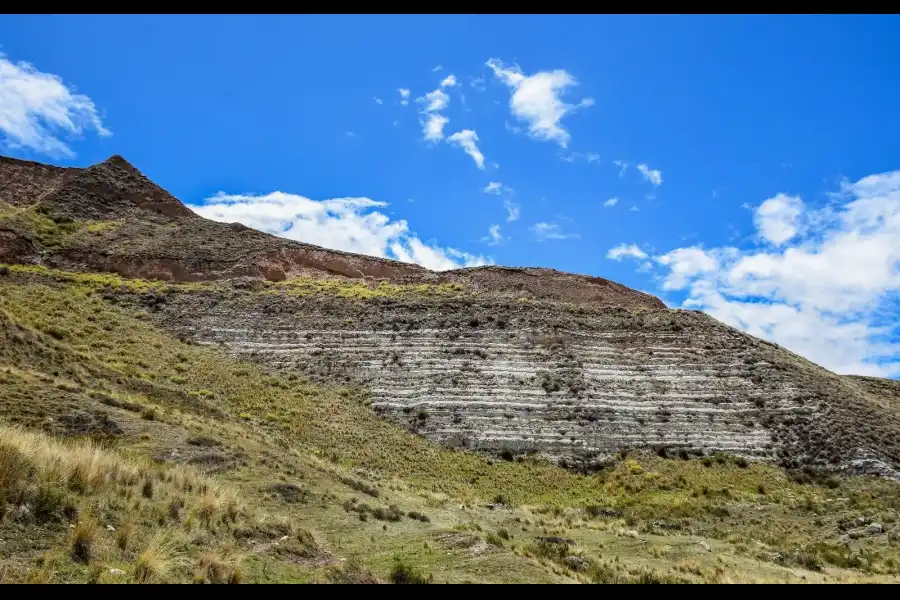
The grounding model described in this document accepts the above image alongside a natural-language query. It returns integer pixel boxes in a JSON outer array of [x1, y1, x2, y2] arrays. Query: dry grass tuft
[[133, 535, 181, 583], [71, 516, 98, 563]]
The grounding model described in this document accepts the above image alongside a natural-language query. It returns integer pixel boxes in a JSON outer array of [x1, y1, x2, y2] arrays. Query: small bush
[[340, 476, 379, 498], [141, 479, 154, 499], [407, 511, 430, 523], [141, 407, 157, 421], [70, 517, 98, 563], [32, 483, 66, 522], [117, 521, 135, 551], [324, 558, 380, 584], [194, 551, 243, 584], [134, 536, 176, 583], [0, 265, 9, 276], [389, 559, 432, 584]]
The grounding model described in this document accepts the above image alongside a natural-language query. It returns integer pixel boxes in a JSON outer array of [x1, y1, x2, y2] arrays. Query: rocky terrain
[[2, 154, 900, 584]]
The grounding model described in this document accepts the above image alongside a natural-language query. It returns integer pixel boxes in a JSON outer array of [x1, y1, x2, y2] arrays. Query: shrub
[[389, 559, 432, 584], [0, 265, 9, 276], [117, 521, 135, 551], [324, 558, 380, 584], [0, 443, 33, 505], [134, 536, 177, 583], [194, 551, 243, 584], [32, 483, 66, 522], [70, 517, 98, 563], [407, 511, 430, 523]]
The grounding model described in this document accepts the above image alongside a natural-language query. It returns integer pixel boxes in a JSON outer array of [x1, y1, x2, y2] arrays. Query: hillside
[[1, 154, 900, 584]]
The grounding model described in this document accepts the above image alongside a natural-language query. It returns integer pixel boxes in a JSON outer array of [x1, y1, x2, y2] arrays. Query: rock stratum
[[2, 154, 899, 478]]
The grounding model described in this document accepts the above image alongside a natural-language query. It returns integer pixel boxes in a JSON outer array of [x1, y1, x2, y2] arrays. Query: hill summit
[[0, 154, 664, 309]]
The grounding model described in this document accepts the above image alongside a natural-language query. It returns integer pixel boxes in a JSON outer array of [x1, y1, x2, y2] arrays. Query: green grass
[[2, 265, 900, 583], [0, 204, 118, 250]]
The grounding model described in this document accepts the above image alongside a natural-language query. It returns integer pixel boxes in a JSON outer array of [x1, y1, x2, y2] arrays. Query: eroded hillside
[[2, 265, 900, 583]]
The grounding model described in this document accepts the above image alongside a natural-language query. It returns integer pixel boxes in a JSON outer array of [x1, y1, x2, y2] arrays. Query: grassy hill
[[1, 264, 900, 583]]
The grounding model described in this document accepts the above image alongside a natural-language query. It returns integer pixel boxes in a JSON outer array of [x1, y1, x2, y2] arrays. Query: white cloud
[[483, 181, 513, 195], [531, 222, 579, 241], [562, 151, 601, 164], [190, 191, 491, 272], [432, 64, 443, 72], [504, 200, 520, 222], [483, 224, 506, 246], [0, 53, 111, 158], [754, 193, 803, 245], [603, 197, 619, 208], [613, 170, 900, 377], [373, 96, 383, 105], [417, 88, 449, 113], [440, 74, 457, 88], [613, 160, 629, 176], [422, 114, 448, 142], [470, 77, 486, 91], [447, 129, 485, 169], [485, 57, 592, 148], [416, 88, 450, 142], [398, 88, 410, 106], [606, 243, 648, 261], [636, 163, 663, 186]]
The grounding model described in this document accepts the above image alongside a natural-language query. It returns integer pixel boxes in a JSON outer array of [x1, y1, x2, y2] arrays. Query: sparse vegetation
[[1, 265, 900, 583]]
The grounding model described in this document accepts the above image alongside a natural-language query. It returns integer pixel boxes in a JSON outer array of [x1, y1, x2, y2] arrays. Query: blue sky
[[1, 14, 898, 377]]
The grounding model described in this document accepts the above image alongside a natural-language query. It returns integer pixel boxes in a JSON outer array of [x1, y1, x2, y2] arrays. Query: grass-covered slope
[[1, 264, 900, 583]]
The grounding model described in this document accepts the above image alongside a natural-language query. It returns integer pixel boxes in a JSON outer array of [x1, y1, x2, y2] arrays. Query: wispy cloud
[[485, 57, 593, 148], [470, 76, 486, 91], [483, 224, 506, 246], [613, 160, 629, 177], [610, 170, 900, 377], [447, 129, 486, 169], [373, 96, 383, 105], [483, 181, 513, 195], [603, 197, 619, 208], [504, 200, 520, 222], [606, 243, 647, 260], [531, 221, 580, 241], [432, 64, 443, 72], [0, 53, 111, 158], [190, 191, 491, 272], [440, 74, 457, 88], [636, 163, 663, 186], [562, 151, 601, 164], [398, 88, 410, 106]]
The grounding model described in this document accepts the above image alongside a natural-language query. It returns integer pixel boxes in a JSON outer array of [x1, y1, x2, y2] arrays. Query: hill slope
[[0, 154, 662, 310], [1, 154, 900, 583]]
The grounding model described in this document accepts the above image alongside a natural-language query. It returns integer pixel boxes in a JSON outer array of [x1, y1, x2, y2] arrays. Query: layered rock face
[[152, 290, 900, 474]]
